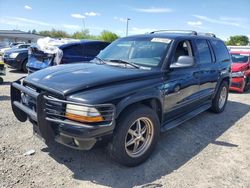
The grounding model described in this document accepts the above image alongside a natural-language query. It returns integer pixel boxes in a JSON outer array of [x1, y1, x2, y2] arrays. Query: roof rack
[[149, 30, 198, 35], [198, 32, 216, 38]]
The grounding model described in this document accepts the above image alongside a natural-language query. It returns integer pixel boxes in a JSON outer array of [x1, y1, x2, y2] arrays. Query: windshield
[[97, 37, 171, 68], [231, 54, 249, 63]]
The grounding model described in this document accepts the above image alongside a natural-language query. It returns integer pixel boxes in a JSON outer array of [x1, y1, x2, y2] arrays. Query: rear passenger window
[[63, 44, 84, 56], [195, 39, 212, 64], [210, 40, 230, 62], [84, 43, 103, 57]]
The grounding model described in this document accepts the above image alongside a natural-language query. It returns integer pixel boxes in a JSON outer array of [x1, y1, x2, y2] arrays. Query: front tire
[[22, 59, 28, 73], [210, 81, 229, 113], [109, 105, 160, 167]]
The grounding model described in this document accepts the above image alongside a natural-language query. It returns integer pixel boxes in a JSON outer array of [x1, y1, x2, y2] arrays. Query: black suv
[[11, 30, 231, 166]]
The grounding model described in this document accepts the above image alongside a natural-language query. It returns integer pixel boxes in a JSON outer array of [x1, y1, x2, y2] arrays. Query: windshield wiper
[[108, 59, 140, 69]]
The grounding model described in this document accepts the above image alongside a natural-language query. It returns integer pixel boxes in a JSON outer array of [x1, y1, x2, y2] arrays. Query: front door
[[163, 40, 200, 123]]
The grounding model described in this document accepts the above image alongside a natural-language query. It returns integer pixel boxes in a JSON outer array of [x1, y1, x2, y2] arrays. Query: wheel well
[[118, 98, 163, 123], [222, 77, 230, 85]]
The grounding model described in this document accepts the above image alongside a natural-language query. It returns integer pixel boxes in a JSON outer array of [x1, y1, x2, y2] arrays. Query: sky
[[0, 0, 250, 40]]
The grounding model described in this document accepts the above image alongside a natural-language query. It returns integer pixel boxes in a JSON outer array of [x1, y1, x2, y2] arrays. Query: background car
[[0, 42, 26, 56], [228, 46, 250, 92], [3, 44, 30, 72], [27, 40, 110, 73]]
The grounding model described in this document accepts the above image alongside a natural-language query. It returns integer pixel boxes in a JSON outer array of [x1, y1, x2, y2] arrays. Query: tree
[[32, 29, 37, 34], [39, 29, 70, 38], [226, 35, 249, 46], [99, 30, 119, 42], [72, 29, 91, 39]]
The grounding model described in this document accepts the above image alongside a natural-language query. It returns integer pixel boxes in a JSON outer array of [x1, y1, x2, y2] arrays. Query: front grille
[[231, 82, 242, 88]]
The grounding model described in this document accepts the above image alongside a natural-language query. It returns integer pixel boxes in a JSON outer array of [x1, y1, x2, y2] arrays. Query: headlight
[[9, 52, 19, 58], [231, 71, 245, 77], [65, 104, 103, 123]]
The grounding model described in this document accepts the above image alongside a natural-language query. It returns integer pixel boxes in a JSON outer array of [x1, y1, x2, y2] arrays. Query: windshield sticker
[[151, 38, 171, 44]]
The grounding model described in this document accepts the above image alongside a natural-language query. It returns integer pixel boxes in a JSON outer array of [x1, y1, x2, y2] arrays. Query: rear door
[[61, 44, 85, 64], [194, 39, 220, 100]]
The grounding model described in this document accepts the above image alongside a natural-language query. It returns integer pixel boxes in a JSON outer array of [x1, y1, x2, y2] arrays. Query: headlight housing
[[65, 104, 104, 123], [231, 71, 245, 78], [9, 52, 19, 59]]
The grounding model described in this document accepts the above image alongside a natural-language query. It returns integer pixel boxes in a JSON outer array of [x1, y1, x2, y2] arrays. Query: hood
[[231, 62, 249, 72], [24, 63, 160, 96]]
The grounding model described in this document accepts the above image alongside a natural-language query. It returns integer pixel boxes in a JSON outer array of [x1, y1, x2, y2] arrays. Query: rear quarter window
[[210, 40, 230, 62]]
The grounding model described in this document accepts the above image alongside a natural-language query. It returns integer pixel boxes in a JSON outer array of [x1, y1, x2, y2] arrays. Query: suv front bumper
[[11, 79, 115, 150]]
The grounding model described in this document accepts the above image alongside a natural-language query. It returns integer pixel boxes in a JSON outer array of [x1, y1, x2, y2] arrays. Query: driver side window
[[173, 41, 193, 63]]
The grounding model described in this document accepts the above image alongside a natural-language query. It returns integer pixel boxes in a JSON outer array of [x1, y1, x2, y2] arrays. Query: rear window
[[210, 40, 230, 62], [231, 54, 249, 63], [63, 44, 84, 56]]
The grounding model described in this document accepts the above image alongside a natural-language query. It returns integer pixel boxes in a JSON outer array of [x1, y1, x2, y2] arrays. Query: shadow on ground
[[0, 95, 10, 101], [41, 100, 250, 188]]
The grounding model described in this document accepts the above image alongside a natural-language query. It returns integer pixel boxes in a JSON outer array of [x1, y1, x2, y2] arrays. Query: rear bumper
[[11, 79, 115, 150], [229, 77, 245, 92]]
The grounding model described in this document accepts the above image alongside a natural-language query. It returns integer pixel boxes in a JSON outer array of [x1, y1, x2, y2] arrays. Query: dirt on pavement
[[0, 67, 250, 188]]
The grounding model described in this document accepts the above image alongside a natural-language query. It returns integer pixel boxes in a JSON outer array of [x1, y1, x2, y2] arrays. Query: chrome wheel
[[219, 86, 227, 109], [125, 117, 154, 158]]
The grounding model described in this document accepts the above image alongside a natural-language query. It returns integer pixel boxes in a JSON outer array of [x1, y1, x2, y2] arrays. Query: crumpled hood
[[24, 63, 160, 96], [231, 62, 249, 72]]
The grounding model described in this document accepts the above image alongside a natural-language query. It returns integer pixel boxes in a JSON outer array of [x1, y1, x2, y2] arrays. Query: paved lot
[[0, 67, 250, 188]]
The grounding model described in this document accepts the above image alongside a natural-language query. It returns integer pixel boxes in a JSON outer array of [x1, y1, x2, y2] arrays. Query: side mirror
[[170, 56, 194, 68]]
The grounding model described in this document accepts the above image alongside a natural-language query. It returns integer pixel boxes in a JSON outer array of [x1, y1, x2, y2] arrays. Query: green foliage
[[39, 29, 70, 38], [37, 29, 119, 42], [98, 30, 119, 42], [71, 29, 98, 40], [32, 29, 37, 34], [226, 35, 249, 46]]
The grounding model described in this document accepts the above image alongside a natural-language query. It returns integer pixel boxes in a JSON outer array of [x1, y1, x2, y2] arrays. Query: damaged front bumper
[[11, 78, 116, 150]]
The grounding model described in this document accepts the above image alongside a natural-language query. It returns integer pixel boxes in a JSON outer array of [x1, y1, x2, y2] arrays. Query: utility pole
[[126, 18, 131, 36]]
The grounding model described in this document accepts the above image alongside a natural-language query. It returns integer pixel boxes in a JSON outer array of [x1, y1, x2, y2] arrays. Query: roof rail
[[198, 32, 216, 38], [149, 30, 198, 35]]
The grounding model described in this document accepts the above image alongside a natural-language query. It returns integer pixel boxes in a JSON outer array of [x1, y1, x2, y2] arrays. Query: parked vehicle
[[0, 60, 6, 84], [3, 44, 31, 72], [0, 42, 26, 56], [11, 30, 231, 166], [228, 46, 250, 92], [27, 38, 110, 73]]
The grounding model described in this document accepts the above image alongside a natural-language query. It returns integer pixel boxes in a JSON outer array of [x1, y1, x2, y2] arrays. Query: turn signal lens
[[65, 112, 103, 123], [65, 104, 103, 123]]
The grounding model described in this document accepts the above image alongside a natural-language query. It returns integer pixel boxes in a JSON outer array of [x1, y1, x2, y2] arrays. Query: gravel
[[1, 67, 250, 188]]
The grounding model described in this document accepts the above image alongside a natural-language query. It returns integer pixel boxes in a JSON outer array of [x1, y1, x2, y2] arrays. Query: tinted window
[[196, 39, 212, 64], [211, 40, 230, 62], [84, 43, 107, 57], [63, 44, 83, 56], [231, 54, 249, 63]]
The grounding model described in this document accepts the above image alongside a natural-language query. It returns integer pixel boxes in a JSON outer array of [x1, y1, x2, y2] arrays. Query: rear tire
[[210, 81, 229, 113], [0, 77, 3, 84], [108, 105, 160, 167], [22, 59, 28, 73]]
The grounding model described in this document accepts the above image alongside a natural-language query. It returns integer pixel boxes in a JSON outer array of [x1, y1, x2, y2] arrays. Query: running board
[[161, 103, 211, 132]]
